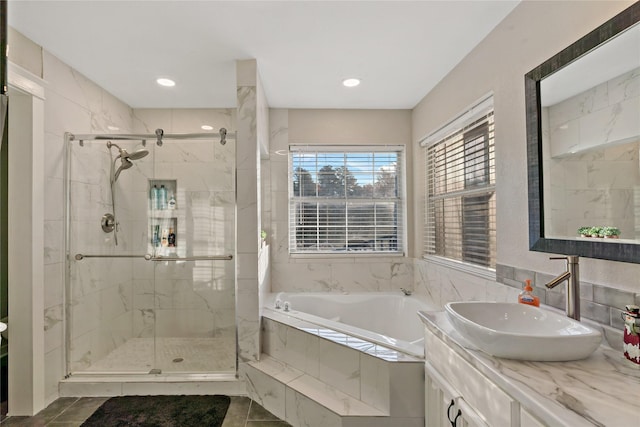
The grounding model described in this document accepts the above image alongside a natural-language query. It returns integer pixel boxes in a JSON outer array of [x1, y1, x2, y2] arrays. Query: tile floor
[[0, 396, 290, 426]]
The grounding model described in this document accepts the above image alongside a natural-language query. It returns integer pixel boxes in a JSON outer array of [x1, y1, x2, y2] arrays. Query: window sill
[[422, 255, 496, 281], [290, 252, 405, 260]]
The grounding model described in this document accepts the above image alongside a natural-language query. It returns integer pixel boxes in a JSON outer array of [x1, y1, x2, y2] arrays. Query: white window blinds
[[289, 146, 405, 254], [423, 105, 496, 269]]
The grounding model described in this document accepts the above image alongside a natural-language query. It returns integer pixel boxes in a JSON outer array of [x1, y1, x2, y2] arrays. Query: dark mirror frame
[[525, 2, 640, 264]]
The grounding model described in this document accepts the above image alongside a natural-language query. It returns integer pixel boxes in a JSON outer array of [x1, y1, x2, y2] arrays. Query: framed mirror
[[526, 2, 640, 263]]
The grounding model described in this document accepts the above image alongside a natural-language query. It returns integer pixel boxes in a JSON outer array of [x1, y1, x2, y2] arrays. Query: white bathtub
[[264, 292, 435, 358]]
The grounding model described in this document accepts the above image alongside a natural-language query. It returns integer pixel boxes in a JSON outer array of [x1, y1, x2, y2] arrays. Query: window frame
[[288, 145, 407, 257], [421, 95, 496, 279]]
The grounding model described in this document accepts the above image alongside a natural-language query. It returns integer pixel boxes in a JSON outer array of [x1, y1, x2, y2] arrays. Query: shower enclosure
[[64, 130, 236, 377]]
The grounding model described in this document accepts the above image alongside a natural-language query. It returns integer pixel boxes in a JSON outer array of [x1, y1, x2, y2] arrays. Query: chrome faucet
[[545, 255, 580, 320], [400, 288, 412, 296]]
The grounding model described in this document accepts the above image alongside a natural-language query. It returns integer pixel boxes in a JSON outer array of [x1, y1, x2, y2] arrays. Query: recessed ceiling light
[[342, 78, 361, 88], [156, 78, 176, 87], [201, 125, 214, 131]]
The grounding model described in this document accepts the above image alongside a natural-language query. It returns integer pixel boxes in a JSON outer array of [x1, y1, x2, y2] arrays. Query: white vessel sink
[[445, 302, 602, 361]]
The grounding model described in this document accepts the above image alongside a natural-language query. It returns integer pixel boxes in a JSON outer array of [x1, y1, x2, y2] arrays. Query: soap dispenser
[[518, 279, 540, 307]]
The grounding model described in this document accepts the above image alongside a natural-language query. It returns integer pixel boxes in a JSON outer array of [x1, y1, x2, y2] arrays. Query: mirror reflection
[[540, 23, 640, 243]]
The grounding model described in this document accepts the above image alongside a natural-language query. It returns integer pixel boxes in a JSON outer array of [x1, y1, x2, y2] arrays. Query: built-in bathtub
[[264, 292, 435, 358]]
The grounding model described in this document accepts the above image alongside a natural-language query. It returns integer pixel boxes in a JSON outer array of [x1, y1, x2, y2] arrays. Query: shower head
[[107, 141, 149, 162], [107, 141, 149, 183], [113, 158, 133, 182], [126, 149, 149, 160]]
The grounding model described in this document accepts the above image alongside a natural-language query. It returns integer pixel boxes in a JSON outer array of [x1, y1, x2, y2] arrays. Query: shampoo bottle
[[518, 279, 540, 307], [151, 185, 159, 210], [158, 185, 167, 210]]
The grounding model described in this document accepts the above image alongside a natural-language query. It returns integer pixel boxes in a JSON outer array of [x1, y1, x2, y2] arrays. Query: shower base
[[79, 336, 236, 374]]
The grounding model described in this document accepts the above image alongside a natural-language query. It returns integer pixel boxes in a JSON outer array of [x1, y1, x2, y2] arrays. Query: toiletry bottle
[[151, 185, 159, 210], [518, 279, 540, 307], [152, 225, 160, 247], [168, 192, 176, 210], [622, 304, 640, 365], [158, 185, 167, 210], [161, 228, 168, 247], [168, 227, 175, 247]]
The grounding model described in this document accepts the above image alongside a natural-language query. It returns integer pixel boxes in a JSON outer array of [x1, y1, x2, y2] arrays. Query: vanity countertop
[[419, 310, 640, 427]]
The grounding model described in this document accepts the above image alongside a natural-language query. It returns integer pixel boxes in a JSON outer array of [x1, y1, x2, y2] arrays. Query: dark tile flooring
[[0, 396, 290, 427]]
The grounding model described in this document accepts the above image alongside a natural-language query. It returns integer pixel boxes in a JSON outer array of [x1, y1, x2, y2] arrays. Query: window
[[423, 97, 496, 269], [289, 146, 405, 254]]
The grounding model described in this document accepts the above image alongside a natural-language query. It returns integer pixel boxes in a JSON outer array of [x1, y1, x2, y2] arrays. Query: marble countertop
[[419, 310, 640, 427]]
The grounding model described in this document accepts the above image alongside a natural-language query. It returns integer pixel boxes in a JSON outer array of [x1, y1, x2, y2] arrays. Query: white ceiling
[[8, 1, 520, 109]]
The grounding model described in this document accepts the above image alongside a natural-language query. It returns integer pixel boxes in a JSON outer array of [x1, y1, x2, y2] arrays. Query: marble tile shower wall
[[68, 109, 237, 374], [131, 109, 237, 339], [41, 49, 134, 401]]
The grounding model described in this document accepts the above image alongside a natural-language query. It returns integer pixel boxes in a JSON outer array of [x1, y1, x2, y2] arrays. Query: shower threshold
[[59, 372, 244, 397]]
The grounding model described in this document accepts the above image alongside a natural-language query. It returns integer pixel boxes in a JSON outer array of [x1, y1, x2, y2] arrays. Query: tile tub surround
[[245, 314, 425, 427], [265, 292, 432, 357], [420, 310, 640, 426]]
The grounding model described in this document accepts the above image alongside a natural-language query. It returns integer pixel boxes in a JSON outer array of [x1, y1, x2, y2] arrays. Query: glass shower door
[[66, 134, 236, 376], [149, 137, 236, 374], [67, 137, 156, 375]]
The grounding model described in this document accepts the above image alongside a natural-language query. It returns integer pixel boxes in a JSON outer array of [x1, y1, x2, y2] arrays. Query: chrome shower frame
[[70, 128, 233, 146], [62, 128, 237, 379]]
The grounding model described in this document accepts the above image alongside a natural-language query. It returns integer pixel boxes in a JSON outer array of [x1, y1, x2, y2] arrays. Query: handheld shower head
[[113, 157, 133, 182], [107, 141, 149, 183]]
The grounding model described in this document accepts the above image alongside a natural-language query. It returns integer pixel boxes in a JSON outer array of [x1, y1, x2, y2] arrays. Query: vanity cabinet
[[425, 362, 488, 427], [424, 327, 520, 427], [520, 409, 546, 427]]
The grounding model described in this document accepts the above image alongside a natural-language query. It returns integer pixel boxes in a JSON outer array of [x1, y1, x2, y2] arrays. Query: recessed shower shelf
[[149, 179, 178, 250]]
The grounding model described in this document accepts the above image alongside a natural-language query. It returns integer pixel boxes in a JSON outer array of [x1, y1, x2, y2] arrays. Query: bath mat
[[81, 395, 230, 427]]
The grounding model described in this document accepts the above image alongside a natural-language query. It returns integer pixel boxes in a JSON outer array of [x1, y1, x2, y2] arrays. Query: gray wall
[[412, 1, 640, 296]]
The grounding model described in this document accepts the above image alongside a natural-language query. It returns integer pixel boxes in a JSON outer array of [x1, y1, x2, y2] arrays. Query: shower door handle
[[144, 254, 233, 261]]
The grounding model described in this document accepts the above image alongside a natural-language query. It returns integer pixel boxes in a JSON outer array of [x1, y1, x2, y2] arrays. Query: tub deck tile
[[249, 355, 304, 384], [287, 374, 388, 417], [264, 310, 423, 362], [249, 355, 388, 417]]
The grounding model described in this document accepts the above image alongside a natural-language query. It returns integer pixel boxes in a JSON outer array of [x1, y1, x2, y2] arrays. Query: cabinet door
[[426, 362, 491, 427], [521, 408, 546, 427], [456, 397, 489, 427], [425, 329, 519, 426], [425, 361, 460, 427]]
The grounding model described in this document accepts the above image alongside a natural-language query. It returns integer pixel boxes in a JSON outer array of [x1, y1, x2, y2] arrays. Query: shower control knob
[[101, 213, 116, 233]]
